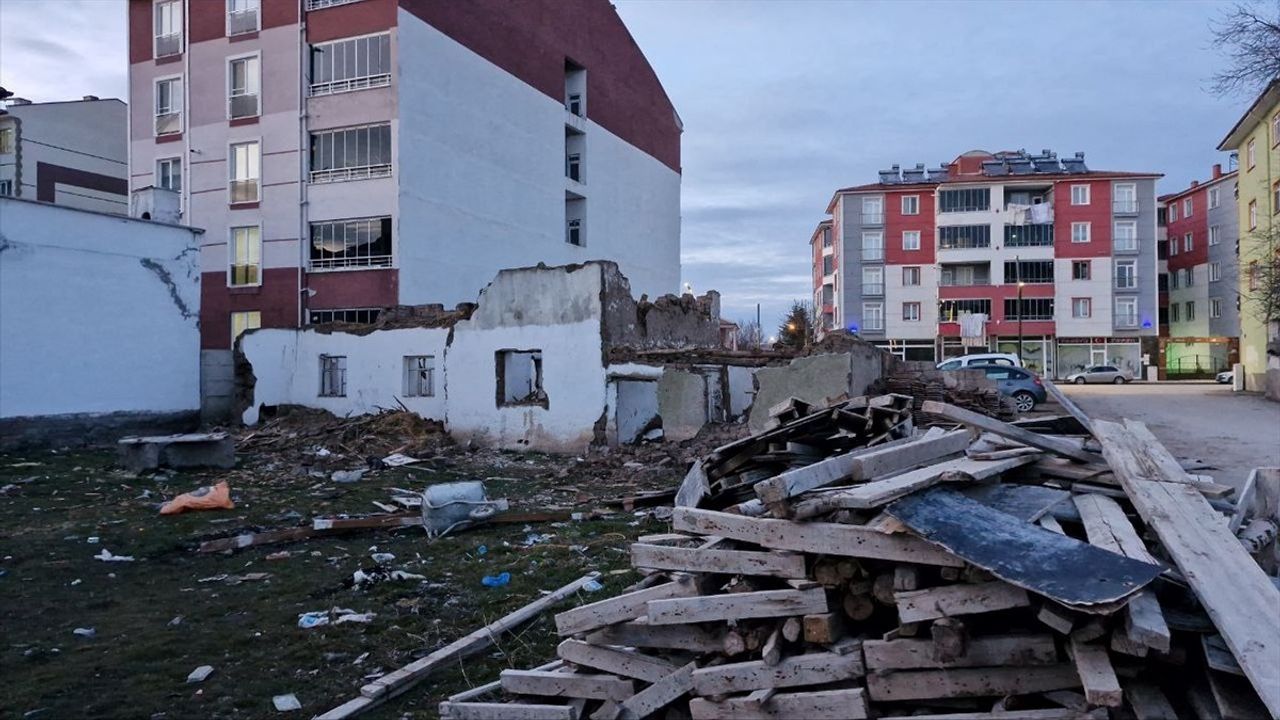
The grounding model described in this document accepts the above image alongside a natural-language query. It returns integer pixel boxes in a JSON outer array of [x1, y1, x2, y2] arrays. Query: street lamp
[[1017, 280, 1026, 366]]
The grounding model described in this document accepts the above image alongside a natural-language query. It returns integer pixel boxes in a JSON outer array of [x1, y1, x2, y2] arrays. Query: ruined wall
[[600, 261, 721, 349], [747, 342, 891, 433], [0, 198, 201, 445]]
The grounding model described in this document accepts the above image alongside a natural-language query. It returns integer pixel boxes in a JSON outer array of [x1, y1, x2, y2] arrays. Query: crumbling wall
[[658, 370, 708, 442], [600, 261, 721, 350], [748, 354, 862, 433]]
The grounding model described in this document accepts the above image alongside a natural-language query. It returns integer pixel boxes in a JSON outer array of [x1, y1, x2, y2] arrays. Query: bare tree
[[734, 319, 763, 350], [1239, 226, 1280, 340], [1210, 1, 1280, 96]]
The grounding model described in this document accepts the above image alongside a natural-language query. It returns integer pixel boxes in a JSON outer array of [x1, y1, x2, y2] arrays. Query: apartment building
[[126, 0, 683, 418], [1160, 164, 1240, 376], [0, 97, 128, 213], [813, 149, 1161, 379]]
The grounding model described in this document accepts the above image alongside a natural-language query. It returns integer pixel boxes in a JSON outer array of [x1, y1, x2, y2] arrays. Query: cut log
[[556, 639, 675, 683], [554, 577, 696, 636], [862, 634, 1057, 671], [803, 612, 845, 645], [865, 664, 1081, 702], [689, 688, 870, 720], [894, 581, 1030, 624], [647, 587, 827, 625], [1069, 638, 1123, 707], [499, 670, 635, 702], [630, 544, 806, 578], [690, 649, 864, 695], [918, 401, 1097, 462]]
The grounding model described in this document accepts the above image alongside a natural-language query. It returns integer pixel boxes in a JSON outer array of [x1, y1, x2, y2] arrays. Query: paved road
[[1060, 382, 1280, 489]]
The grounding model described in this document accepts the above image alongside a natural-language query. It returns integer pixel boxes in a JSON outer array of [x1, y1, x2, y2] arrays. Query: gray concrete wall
[[747, 350, 883, 433], [0, 410, 198, 452], [658, 370, 707, 442], [201, 349, 236, 423], [600, 260, 720, 349], [614, 379, 659, 444], [1115, 177, 1160, 337]]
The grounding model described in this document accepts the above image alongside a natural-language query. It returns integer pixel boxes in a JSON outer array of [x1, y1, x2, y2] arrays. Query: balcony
[[310, 163, 392, 184], [310, 74, 390, 97], [1113, 200, 1139, 215], [155, 33, 182, 58], [310, 254, 393, 271], [229, 179, 259, 204], [1114, 313, 1140, 329], [1112, 238, 1140, 254], [229, 93, 259, 119], [1003, 224, 1054, 247], [861, 248, 884, 262], [862, 212, 884, 226], [228, 8, 259, 35], [862, 283, 884, 296], [306, 0, 364, 9], [155, 112, 181, 136]]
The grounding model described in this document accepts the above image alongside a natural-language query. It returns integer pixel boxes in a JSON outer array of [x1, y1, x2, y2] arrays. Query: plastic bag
[[160, 481, 235, 515]]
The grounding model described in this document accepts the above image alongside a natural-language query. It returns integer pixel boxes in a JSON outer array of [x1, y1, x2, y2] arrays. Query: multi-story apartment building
[[1218, 79, 1280, 392], [0, 96, 128, 213], [126, 0, 683, 417], [1159, 164, 1239, 376], [813, 149, 1161, 379]]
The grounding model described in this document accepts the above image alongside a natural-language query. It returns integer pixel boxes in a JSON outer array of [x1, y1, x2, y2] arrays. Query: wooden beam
[[1041, 379, 1096, 438], [919, 401, 1096, 463], [586, 619, 725, 653], [862, 634, 1057, 672], [688, 688, 869, 720], [691, 650, 864, 695], [448, 660, 563, 703], [554, 578, 696, 636], [878, 711, 1095, 720], [864, 664, 1081, 702], [1069, 638, 1122, 707], [630, 544, 807, 578], [438, 702, 577, 720], [894, 581, 1029, 624], [647, 587, 827, 625], [671, 507, 963, 567], [802, 612, 845, 645], [1124, 681, 1179, 720], [556, 639, 675, 683], [675, 461, 710, 508], [499, 670, 634, 702], [612, 662, 694, 720]]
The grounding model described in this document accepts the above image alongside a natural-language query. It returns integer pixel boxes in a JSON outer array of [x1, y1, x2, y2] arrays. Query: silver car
[[1065, 365, 1131, 384]]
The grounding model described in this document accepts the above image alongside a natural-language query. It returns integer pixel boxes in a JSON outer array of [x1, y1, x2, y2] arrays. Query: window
[[1171, 270, 1179, 289], [1072, 261, 1091, 280], [1004, 298, 1054, 321], [1183, 198, 1192, 217], [310, 124, 391, 183], [822, 227, 832, 248], [496, 350, 546, 406], [155, 77, 182, 135], [862, 302, 884, 331], [310, 33, 392, 96], [1209, 225, 1221, 246], [1113, 183, 1137, 213], [228, 55, 261, 119], [320, 355, 347, 397], [567, 218, 582, 246], [566, 152, 582, 182], [310, 217, 392, 269], [229, 226, 261, 286], [1274, 113, 1280, 145], [1185, 301, 1196, 321], [229, 141, 260, 203], [902, 302, 921, 322], [861, 231, 884, 261], [1250, 260, 1260, 291], [1184, 267, 1194, 287], [154, 0, 183, 57], [1210, 298, 1223, 319], [939, 263, 989, 286], [1171, 303, 1181, 323], [1180, 232, 1192, 252], [938, 299, 991, 321], [1274, 181, 1280, 214], [901, 195, 919, 215], [1250, 199, 1258, 229], [1209, 186, 1220, 209], [403, 356, 435, 397], [1070, 185, 1090, 205], [1168, 237, 1178, 256], [1115, 297, 1138, 327], [863, 266, 883, 296], [862, 196, 884, 224], [231, 310, 260, 344], [1248, 138, 1257, 169], [227, 0, 260, 36], [1169, 203, 1177, 221], [938, 224, 990, 249], [1004, 224, 1054, 247], [1071, 222, 1091, 243], [902, 230, 921, 251], [822, 255, 834, 276], [156, 157, 182, 192], [1115, 260, 1137, 289], [938, 187, 990, 213], [0, 180, 13, 196], [1113, 221, 1138, 252], [308, 309, 380, 325], [902, 266, 921, 286], [1210, 262, 1222, 282], [0, 127, 12, 154], [1003, 260, 1054, 284], [567, 92, 583, 116], [1072, 298, 1092, 318]]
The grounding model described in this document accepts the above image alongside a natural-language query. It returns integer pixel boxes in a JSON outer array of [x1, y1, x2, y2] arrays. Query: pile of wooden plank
[[886, 365, 1019, 422], [343, 389, 1280, 720]]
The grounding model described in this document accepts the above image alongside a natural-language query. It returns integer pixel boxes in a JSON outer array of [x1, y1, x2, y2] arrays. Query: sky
[[0, 0, 1253, 330]]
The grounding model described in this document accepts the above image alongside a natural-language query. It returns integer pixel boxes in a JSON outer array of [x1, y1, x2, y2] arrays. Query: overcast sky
[[0, 0, 1250, 330]]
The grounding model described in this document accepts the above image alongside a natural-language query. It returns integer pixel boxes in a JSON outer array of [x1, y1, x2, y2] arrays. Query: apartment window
[[1184, 232, 1193, 253], [1003, 260, 1054, 284], [1071, 222, 1091, 243], [1209, 186, 1221, 209], [1113, 221, 1138, 252], [862, 302, 884, 331], [310, 124, 391, 182], [1072, 261, 1091, 280], [1004, 223, 1054, 247], [1115, 297, 1138, 326], [156, 157, 182, 192], [822, 227, 832, 248], [1183, 198, 1193, 217], [155, 77, 182, 136], [1185, 301, 1196, 321], [1250, 199, 1258, 229], [1115, 260, 1137, 289], [938, 224, 990, 249], [1210, 262, 1222, 282], [1168, 238, 1178, 256], [938, 187, 990, 213], [822, 255, 834, 276], [154, 0, 183, 57], [310, 217, 392, 269], [1072, 297, 1092, 318], [1113, 183, 1137, 213], [1171, 270, 1180, 289], [1171, 303, 1181, 323], [902, 266, 921, 286], [940, 263, 989, 286], [309, 309, 380, 324], [231, 310, 260, 344], [1274, 181, 1280, 214], [902, 302, 921, 322], [1184, 267, 1194, 287], [938, 299, 991, 321], [1169, 202, 1177, 221], [862, 196, 884, 224], [228, 55, 261, 119], [229, 141, 260, 203], [1248, 138, 1257, 170], [227, 0, 260, 36], [319, 355, 347, 397], [1004, 298, 1054, 321], [1274, 113, 1280, 145], [567, 92, 583, 116], [861, 231, 884, 261], [403, 356, 435, 397], [229, 226, 261, 286], [1250, 260, 1260, 291], [902, 230, 921, 251], [0, 180, 11, 196], [0, 128, 13, 154], [496, 350, 546, 407], [862, 266, 884, 296], [310, 33, 392, 96], [566, 152, 582, 182], [901, 195, 919, 215], [567, 218, 582, 247], [1209, 225, 1221, 246], [1070, 184, 1090, 205], [1211, 297, 1223, 319]]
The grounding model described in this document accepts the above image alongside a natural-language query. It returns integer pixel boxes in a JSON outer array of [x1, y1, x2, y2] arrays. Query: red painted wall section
[[190, 0, 300, 44], [128, 0, 153, 63], [398, 0, 681, 174], [306, 269, 400, 310], [1166, 189, 1208, 271], [262, 0, 300, 30], [307, 0, 397, 43], [1053, 180, 1112, 258], [884, 189, 936, 264], [201, 269, 301, 350]]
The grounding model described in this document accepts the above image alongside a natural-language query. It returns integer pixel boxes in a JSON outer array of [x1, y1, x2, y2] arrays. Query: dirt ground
[[0, 410, 722, 720]]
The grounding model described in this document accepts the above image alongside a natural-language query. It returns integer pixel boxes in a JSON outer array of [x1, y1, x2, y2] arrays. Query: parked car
[[970, 364, 1046, 413], [1216, 369, 1234, 384], [1065, 365, 1131, 384], [936, 352, 1023, 370]]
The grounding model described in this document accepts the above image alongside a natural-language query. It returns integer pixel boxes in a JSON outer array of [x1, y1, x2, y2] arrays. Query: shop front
[[1055, 336, 1142, 379]]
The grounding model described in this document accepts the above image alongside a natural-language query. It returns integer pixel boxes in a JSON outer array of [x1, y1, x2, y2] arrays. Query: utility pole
[[1016, 254, 1025, 365]]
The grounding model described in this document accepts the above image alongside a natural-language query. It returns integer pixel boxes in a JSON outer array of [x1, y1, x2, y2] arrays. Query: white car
[[1216, 370, 1234, 384], [1065, 365, 1132, 384], [937, 353, 1023, 370]]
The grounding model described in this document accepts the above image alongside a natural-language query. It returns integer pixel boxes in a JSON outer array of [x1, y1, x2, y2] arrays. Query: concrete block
[[658, 370, 708, 442], [118, 433, 236, 472], [748, 354, 854, 433]]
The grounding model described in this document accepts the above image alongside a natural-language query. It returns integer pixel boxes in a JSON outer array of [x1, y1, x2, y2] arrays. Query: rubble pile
[[886, 364, 1018, 422]]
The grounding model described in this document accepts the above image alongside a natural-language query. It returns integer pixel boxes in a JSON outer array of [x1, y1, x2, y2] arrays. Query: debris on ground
[[117, 432, 236, 472], [159, 480, 235, 515], [92, 549, 134, 562], [272, 693, 302, 712], [298, 608, 376, 629], [72, 627, 95, 638], [186, 665, 214, 683], [480, 572, 511, 588]]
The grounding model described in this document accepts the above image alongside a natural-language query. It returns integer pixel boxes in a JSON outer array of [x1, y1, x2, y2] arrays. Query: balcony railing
[[310, 254, 393, 271], [155, 32, 182, 57], [230, 93, 259, 119], [862, 319, 885, 331], [938, 279, 991, 287], [862, 283, 884, 296], [1114, 313, 1140, 328], [862, 212, 884, 226], [1115, 276, 1137, 290], [155, 112, 181, 136], [1113, 238, 1139, 254], [1003, 224, 1054, 247], [228, 8, 259, 35], [310, 164, 392, 184], [306, 0, 364, 9], [861, 248, 884, 262], [230, 179, 259, 203], [310, 74, 391, 97], [1113, 200, 1139, 214]]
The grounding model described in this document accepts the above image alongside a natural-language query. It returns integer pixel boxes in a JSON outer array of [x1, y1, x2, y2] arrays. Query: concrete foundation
[[0, 410, 199, 452]]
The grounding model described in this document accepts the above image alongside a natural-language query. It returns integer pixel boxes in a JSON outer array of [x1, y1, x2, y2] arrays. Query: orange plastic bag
[[160, 481, 235, 515]]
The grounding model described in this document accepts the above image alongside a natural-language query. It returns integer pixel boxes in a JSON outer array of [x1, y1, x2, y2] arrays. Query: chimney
[[1212, 163, 1222, 179], [82, 95, 99, 101], [1191, 180, 1199, 188]]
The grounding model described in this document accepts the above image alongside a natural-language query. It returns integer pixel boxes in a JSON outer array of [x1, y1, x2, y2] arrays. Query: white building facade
[[0, 97, 129, 214]]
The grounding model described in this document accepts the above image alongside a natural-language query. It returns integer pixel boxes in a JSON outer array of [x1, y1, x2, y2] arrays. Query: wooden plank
[[671, 507, 964, 567], [887, 487, 1161, 608], [449, 661, 563, 703], [647, 587, 827, 625], [554, 578, 696, 636], [1124, 681, 1178, 720], [1207, 667, 1271, 720], [1096, 418, 1280, 718], [586, 619, 725, 653], [630, 544, 806, 578], [862, 634, 1058, 671], [499, 670, 634, 702], [438, 702, 577, 720], [864, 664, 1081, 702], [753, 429, 971, 505], [1070, 638, 1122, 707], [688, 688, 869, 720], [894, 581, 1029, 623], [690, 650, 864, 695], [878, 711, 1093, 720], [556, 640, 675, 683], [1203, 633, 1246, 676], [919, 401, 1096, 463], [1041, 379, 1096, 438], [613, 662, 694, 720]]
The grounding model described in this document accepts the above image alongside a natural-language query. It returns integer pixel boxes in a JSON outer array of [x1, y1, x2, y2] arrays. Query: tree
[[1239, 226, 1280, 340], [1209, 2, 1280, 96], [734, 319, 764, 350], [776, 301, 816, 350]]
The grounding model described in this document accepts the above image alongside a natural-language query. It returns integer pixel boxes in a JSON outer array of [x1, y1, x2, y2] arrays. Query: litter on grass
[[159, 481, 234, 515], [93, 549, 134, 562]]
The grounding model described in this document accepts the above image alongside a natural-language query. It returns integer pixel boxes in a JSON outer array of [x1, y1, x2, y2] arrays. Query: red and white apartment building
[[127, 0, 683, 417], [812, 150, 1161, 379]]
